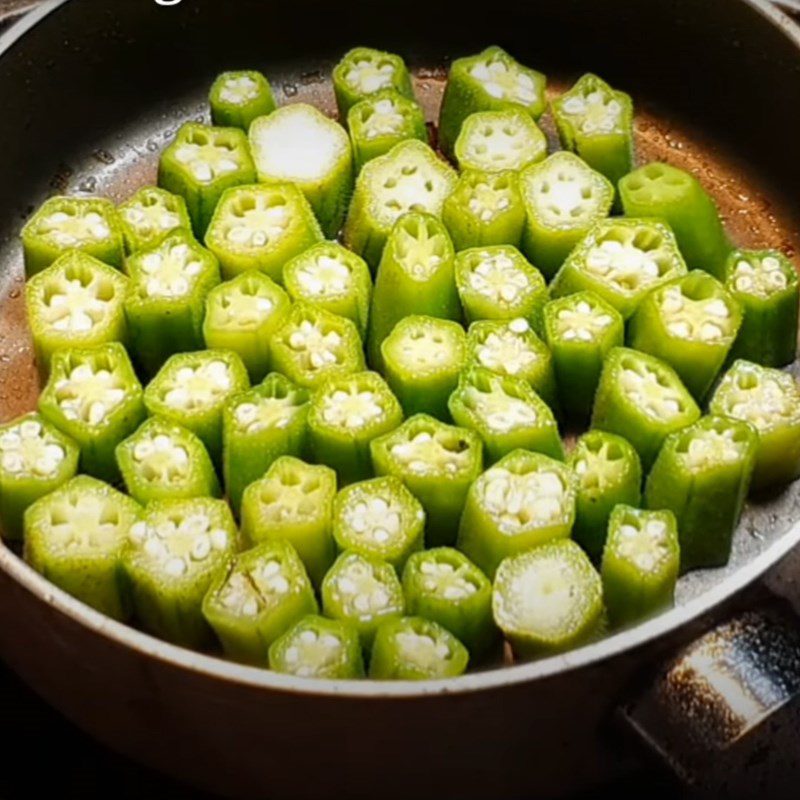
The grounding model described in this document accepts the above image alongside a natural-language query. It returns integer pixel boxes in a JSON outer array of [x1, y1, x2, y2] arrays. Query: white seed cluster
[[219, 74, 260, 105], [585, 239, 663, 293], [659, 286, 731, 342], [561, 89, 623, 135], [40, 210, 111, 248], [234, 396, 299, 434], [42, 274, 110, 333], [556, 299, 614, 342], [138, 242, 204, 298], [362, 98, 405, 140], [469, 59, 538, 105], [463, 385, 538, 433], [217, 559, 291, 617], [332, 556, 396, 618], [47, 493, 120, 550], [732, 255, 789, 298], [394, 224, 445, 279], [210, 285, 274, 329], [281, 628, 343, 677], [123, 202, 181, 240], [476, 319, 537, 377], [573, 441, 625, 492], [527, 160, 595, 225], [462, 118, 534, 170], [320, 387, 384, 430], [390, 430, 471, 475], [615, 518, 671, 573], [620, 364, 685, 420], [394, 630, 451, 664], [726, 369, 799, 430], [295, 254, 351, 296], [131, 432, 190, 483], [418, 559, 479, 601], [173, 139, 242, 184], [466, 252, 529, 305], [54, 362, 127, 426], [224, 198, 290, 249], [480, 466, 566, 533], [159, 360, 233, 411], [466, 180, 512, 222], [345, 58, 395, 93], [0, 419, 65, 477], [343, 495, 403, 545], [287, 319, 342, 370], [394, 327, 453, 370], [680, 428, 745, 470]]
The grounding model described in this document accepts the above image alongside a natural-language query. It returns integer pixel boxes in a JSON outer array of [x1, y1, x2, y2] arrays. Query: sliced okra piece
[[240, 456, 337, 585], [209, 70, 276, 130], [601, 505, 679, 627], [342, 139, 458, 269], [117, 186, 192, 254], [380, 314, 467, 420], [116, 417, 220, 506], [250, 104, 353, 237], [0, 413, 79, 541], [645, 415, 756, 571], [568, 430, 642, 561], [708, 359, 800, 490], [38, 342, 146, 482], [619, 162, 731, 278], [158, 122, 256, 236], [629, 270, 742, 400], [438, 46, 546, 159], [307, 371, 403, 485], [725, 249, 799, 367], [551, 73, 634, 185], [591, 347, 701, 470], [21, 195, 125, 275], [23, 475, 140, 620], [448, 366, 563, 463], [202, 269, 291, 382], [269, 614, 365, 679], [543, 291, 624, 423], [518, 152, 614, 280], [203, 540, 317, 665], [123, 497, 238, 647], [370, 414, 483, 547]]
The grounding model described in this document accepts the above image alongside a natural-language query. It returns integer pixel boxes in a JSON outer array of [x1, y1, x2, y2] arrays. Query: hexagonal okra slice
[[116, 417, 220, 506], [492, 539, 604, 658], [592, 347, 700, 470], [0, 413, 78, 541], [380, 315, 467, 420], [117, 186, 192, 254], [370, 414, 483, 547], [708, 360, 800, 490], [209, 70, 276, 130], [724, 248, 799, 367], [158, 122, 256, 236], [38, 342, 146, 482], [24, 475, 141, 620], [342, 139, 458, 269], [518, 152, 614, 279], [21, 196, 125, 276], [551, 73, 634, 185], [249, 104, 353, 237]]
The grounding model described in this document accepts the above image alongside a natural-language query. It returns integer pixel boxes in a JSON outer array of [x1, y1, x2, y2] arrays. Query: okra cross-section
[[645, 415, 756, 571], [457, 450, 576, 578], [250, 104, 354, 237], [117, 186, 192, 254], [203, 540, 318, 665], [209, 70, 276, 130], [24, 475, 141, 620], [370, 414, 483, 547], [592, 347, 700, 470], [38, 342, 146, 482]]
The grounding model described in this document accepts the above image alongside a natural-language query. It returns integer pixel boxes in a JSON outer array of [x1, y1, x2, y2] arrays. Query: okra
[[117, 186, 192, 254], [209, 70, 276, 130]]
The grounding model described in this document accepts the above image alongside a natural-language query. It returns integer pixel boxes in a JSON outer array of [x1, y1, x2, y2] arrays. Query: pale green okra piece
[[209, 70, 276, 130], [117, 186, 192, 254]]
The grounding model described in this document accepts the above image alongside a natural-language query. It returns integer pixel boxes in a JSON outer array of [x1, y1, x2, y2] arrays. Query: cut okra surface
[[209, 70, 276, 130], [118, 186, 192, 254]]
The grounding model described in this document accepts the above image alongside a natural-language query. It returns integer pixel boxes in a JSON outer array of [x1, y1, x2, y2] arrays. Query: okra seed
[[585, 238, 663, 291], [286, 320, 343, 371], [361, 99, 405, 140], [234, 395, 299, 433], [345, 59, 395, 94], [395, 631, 451, 666], [620, 366, 685, 420], [469, 60, 538, 105], [223, 199, 289, 249], [477, 330, 537, 376], [555, 302, 612, 342], [732, 255, 789, 298], [725, 373, 798, 430], [124, 203, 180, 236], [616, 519, 670, 573], [219, 75, 260, 105], [40, 209, 110, 246], [139, 244, 204, 298], [463, 385, 537, 433], [390, 431, 471, 475], [320, 387, 385, 430], [160, 359, 233, 411], [174, 140, 243, 184], [296, 255, 351, 296], [659, 286, 733, 342], [467, 252, 529, 305], [55, 360, 127, 426]]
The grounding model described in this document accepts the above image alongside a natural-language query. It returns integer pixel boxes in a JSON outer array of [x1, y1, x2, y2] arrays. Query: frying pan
[[1, 0, 800, 797]]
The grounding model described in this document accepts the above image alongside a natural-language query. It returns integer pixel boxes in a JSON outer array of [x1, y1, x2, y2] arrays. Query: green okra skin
[[116, 417, 220, 506], [380, 315, 467, 420], [370, 414, 483, 547], [240, 456, 337, 585], [543, 291, 624, 423], [708, 359, 800, 490], [283, 242, 372, 338], [21, 196, 125, 275], [222, 374, 310, 516], [158, 122, 256, 237], [268, 614, 365, 679], [38, 343, 146, 482], [619, 162, 731, 278], [25, 251, 129, 375], [591, 347, 700, 471], [204, 182, 324, 282], [250, 104, 354, 237], [567, 430, 642, 561], [209, 70, 277, 130], [369, 616, 469, 680], [457, 449, 576, 578], [342, 139, 458, 270], [23, 475, 141, 620], [203, 540, 318, 665], [438, 46, 547, 159], [551, 73, 634, 186], [448, 366, 563, 464], [724, 249, 799, 368], [123, 496, 240, 648], [0, 413, 79, 541], [117, 186, 193, 254], [645, 415, 756, 571], [307, 371, 403, 485], [519, 152, 614, 280], [202, 269, 292, 382], [492, 539, 604, 658], [144, 349, 250, 467], [601, 504, 679, 627]]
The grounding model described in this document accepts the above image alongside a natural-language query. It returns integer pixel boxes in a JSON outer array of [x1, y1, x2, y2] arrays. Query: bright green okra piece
[[370, 414, 483, 547], [203, 540, 318, 665], [117, 186, 192, 254], [38, 342, 146, 482], [619, 162, 731, 278], [24, 475, 140, 620], [21, 195, 125, 275], [209, 70, 276, 130], [725, 249, 799, 367], [601, 505, 679, 627], [0, 413, 79, 541]]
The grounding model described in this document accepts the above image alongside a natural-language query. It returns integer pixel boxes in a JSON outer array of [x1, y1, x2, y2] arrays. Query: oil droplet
[[283, 83, 298, 97], [92, 150, 115, 165], [79, 177, 98, 193]]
